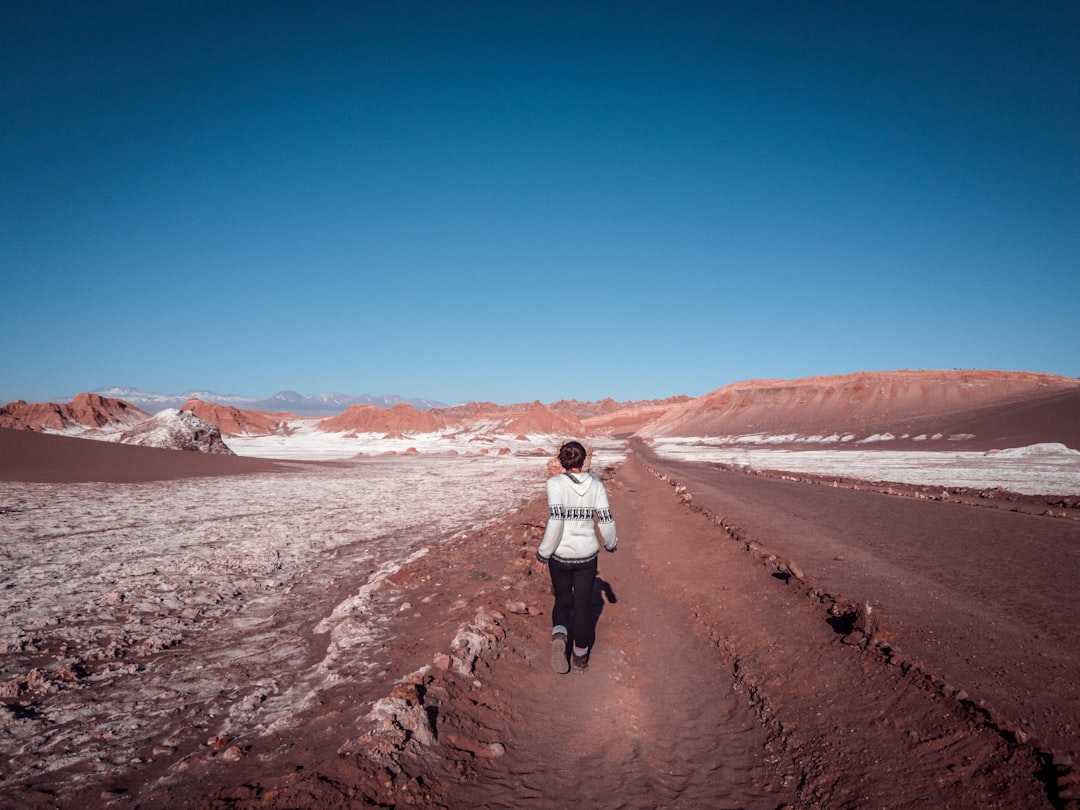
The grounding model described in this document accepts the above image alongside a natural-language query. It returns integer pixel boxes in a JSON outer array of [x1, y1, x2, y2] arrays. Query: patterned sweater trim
[[548, 505, 614, 522], [535, 550, 599, 566]]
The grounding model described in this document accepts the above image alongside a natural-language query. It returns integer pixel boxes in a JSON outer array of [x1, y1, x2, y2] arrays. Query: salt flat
[[0, 455, 553, 800], [648, 439, 1080, 495]]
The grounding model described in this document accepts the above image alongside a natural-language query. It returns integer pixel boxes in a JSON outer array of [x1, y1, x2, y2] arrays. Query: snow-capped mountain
[[91, 387, 445, 416]]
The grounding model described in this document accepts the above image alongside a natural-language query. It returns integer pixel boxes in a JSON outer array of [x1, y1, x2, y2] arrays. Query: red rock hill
[[318, 403, 452, 434], [181, 399, 295, 437], [497, 406, 584, 437], [640, 370, 1080, 450], [0, 393, 148, 432]]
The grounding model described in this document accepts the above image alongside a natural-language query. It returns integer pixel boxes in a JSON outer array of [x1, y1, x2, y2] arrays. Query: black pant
[[549, 557, 598, 651]]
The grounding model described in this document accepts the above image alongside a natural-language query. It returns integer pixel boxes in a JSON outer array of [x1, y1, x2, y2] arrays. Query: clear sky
[[3, 2, 1077, 405]]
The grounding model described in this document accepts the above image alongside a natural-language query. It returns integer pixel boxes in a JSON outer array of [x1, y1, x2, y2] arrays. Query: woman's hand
[[532, 559, 547, 575]]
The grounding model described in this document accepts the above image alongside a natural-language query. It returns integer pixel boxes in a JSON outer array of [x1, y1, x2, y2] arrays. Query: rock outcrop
[[318, 403, 451, 434], [117, 409, 234, 454], [0, 393, 148, 432], [180, 398, 293, 437]]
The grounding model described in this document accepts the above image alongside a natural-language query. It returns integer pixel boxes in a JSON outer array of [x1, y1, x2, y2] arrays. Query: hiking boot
[[550, 633, 570, 674], [571, 652, 589, 672]]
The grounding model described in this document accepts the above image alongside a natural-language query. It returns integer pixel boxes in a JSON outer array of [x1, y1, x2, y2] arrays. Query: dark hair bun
[[558, 440, 587, 470]]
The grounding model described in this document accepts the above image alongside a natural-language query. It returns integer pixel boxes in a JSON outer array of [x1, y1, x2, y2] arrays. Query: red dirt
[[0, 428, 286, 483], [168, 447, 1076, 809]]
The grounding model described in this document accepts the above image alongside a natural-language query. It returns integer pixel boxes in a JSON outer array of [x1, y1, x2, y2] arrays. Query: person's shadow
[[593, 575, 617, 621]]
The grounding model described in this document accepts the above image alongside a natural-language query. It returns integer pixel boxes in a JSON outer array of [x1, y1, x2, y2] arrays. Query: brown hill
[[548, 396, 691, 420], [318, 403, 452, 434], [434, 401, 540, 419], [640, 370, 1080, 450], [0, 393, 148, 432], [497, 406, 584, 436], [0, 428, 281, 483], [434, 398, 684, 437], [426, 402, 584, 437], [181, 398, 295, 437], [582, 398, 689, 436]]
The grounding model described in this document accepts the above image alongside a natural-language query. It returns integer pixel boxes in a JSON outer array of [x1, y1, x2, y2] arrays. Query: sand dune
[[0, 429, 283, 483]]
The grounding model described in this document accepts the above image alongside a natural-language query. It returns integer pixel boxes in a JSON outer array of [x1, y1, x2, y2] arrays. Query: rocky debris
[[116, 409, 234, 454], [345, 609, 506, 753], [781, 559, 805, 582], [304, 608, 512, 808]]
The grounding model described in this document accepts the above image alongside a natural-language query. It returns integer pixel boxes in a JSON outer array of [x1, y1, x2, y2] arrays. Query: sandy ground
[[187, 446, 1078, 810], [2, 435, 1079, 808]]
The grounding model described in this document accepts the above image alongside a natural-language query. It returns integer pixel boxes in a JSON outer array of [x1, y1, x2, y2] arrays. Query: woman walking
[[534, 441, 618, 673]]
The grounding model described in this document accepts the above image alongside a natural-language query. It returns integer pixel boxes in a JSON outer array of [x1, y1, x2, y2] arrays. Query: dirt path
[[196, 449, 1069, 808], [604, 453, 1057, 808], [435, 452, 1057, 808], [438, 460, 791, 809]]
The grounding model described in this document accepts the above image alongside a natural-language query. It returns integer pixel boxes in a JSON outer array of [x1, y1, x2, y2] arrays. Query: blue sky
[[3, 2, 1077, 405]]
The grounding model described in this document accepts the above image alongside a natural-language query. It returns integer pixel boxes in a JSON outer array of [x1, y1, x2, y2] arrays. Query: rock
[[117, 409, 234, 453], [841, 632, 866, 648], [852, 600, 888, 642]]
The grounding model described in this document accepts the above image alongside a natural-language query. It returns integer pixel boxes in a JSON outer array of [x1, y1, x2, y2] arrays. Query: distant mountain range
[[2, 371, 1075, 455], [91, 387, 445, 416]]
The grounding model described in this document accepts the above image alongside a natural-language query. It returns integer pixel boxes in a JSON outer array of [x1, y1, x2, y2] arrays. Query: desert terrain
[[1, 370, 1079, 808]]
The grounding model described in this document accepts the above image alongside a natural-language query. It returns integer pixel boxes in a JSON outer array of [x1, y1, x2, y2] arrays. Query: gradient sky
[[3, 1, 1078, 405]]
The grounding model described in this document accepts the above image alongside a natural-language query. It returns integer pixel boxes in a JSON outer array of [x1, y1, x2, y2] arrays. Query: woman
[[534, 440, 618, 673]]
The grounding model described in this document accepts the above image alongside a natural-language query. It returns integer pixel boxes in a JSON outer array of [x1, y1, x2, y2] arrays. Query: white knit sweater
[[536, 471, 617, 564]]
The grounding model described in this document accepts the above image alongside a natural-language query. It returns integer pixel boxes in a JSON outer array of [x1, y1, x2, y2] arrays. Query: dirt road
[[62, 444, 1066, 808], [638, 442, 1080, 764], [198, 447, 1072, 808], [431, 452, 1059, 809]]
